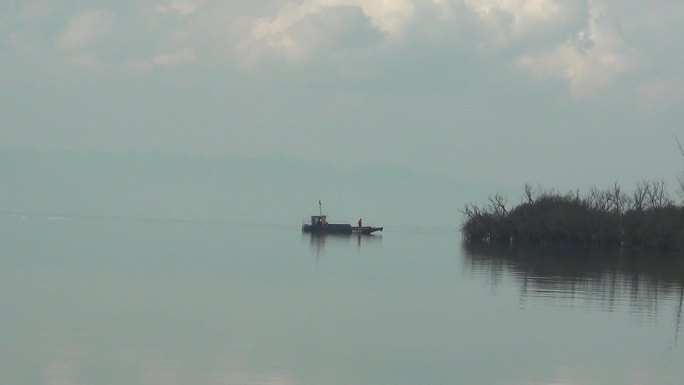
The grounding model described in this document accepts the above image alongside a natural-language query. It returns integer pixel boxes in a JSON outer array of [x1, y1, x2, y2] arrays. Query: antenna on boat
[[318, 200, 323, 216]]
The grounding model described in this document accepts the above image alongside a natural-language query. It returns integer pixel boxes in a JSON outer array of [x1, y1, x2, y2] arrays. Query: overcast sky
[[1, 0, 683, 189]]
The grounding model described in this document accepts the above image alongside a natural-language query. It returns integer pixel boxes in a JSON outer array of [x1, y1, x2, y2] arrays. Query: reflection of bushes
[[462, 242, 684, 312], [463, 241, 684, 284], [462, 181, 684, 250]]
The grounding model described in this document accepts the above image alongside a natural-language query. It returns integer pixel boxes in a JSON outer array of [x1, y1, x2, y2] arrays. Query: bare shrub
[[462, 182, 684, 250]]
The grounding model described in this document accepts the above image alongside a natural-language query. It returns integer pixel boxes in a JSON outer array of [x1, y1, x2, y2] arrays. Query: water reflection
[[304, 233, 382, 260], [463, 242, 684, 344]]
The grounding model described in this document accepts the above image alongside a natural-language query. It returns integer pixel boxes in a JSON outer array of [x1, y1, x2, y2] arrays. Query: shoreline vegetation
[[461, 181, 684, 251]]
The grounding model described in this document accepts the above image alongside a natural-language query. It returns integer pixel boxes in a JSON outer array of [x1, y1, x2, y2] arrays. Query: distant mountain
[[0, 148, 514, 231]]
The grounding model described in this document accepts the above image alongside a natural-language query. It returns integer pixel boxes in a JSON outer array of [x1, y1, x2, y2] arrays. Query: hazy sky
[[1, 0, 683, 189]]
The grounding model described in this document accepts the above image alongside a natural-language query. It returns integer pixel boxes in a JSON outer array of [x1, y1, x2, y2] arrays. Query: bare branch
[[523, 183, 534, 204], [488, 194, 508, 217]]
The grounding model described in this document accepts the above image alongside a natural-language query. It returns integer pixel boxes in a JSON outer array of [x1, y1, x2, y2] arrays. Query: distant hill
[[0, 149, 513, 232]]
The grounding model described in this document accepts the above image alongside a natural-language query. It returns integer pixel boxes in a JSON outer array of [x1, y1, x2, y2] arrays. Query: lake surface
[[1, 214, 683, 385]]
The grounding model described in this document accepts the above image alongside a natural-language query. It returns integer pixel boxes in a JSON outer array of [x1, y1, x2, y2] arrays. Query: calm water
[[1, 215, 683, 385]]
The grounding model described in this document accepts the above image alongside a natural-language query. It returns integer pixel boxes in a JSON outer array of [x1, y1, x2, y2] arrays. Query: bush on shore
[[462, 181, 684, 250]]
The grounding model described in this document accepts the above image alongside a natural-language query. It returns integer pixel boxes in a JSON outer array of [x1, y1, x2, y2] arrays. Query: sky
[[1, 0, 684, 190]]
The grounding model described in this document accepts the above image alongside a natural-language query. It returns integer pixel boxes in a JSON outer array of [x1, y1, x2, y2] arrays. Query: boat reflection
[[304, 233, 382, 260], [463, 241, 684, 344]]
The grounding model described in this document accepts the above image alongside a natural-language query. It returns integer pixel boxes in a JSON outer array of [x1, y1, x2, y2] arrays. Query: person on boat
[[358, 218, 363, 227]]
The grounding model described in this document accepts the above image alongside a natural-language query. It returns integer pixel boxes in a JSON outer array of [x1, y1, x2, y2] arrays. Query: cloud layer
[[3, 0, 681, 100], [518, 1, 637, 97]]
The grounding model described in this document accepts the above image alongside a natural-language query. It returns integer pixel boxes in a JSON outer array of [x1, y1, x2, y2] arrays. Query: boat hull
[[302, 223, 352, 234], [302, 224, 383, 235]]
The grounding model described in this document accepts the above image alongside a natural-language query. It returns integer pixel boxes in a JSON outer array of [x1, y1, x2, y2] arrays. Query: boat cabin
[[310, 215, 327, 226]]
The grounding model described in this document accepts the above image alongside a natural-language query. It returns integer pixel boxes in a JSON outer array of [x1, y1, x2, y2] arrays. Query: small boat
[[302, 202, 383, 235]]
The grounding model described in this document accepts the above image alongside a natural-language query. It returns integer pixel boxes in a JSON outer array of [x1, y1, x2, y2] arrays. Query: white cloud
[[242, 0, 417, 64], [517, 1, 637, 97], [251, 0, 416, 39], [239, 0, 585, 65], [154, 1, 201, 17], [60, 10, 112, 48], [463, 0, 569, 41], [356, 0, 417, 36]]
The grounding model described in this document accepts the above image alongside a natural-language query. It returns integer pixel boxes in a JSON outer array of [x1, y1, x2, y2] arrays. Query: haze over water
[[2, 213, 682, 385]]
